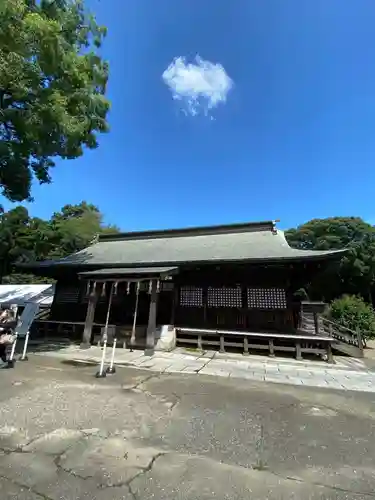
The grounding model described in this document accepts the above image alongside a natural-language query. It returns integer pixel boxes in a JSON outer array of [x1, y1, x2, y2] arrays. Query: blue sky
[[4, 0, 375, 230]]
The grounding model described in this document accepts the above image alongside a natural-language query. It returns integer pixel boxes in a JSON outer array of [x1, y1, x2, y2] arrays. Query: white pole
[[96, 337, 107, 378], [7, 333, 18, 368], [106, 337, 117, 374], [130, 282, 140, 351], [20, 330, 30, 361], [104, 283, 114, 339], [96, 283, 114, 378]]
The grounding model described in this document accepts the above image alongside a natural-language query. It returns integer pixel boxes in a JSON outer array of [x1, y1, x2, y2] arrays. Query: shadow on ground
[[60, 359, 98, 367]]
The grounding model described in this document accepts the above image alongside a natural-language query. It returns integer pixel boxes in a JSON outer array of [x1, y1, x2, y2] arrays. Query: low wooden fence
[[31, 320, 142, 348], [176, 327, 335, 363], [322, 317, 365, 358], [299, 312, 365, 358], [32, 320, 85, 341]]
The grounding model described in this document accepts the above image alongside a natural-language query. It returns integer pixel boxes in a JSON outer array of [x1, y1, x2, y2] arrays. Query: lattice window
[[207, 287, 242, 308], [247, 288, 287, 309], [179, 286, 203, 307]]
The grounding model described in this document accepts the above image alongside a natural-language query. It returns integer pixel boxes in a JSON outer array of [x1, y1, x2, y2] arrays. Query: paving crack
[[55, 460, 96, 482], [0, 430, 47, 455], [195, 357, 212, 373], [98, 452, 166, 491], [133, 374, 159, 390], [265, 469, 375, 497], [127, 481, 138, 500], [168, 392, 181, 411], [249, 419, 375, 497], [53, 447, 96, 482], [0, 473, 54, 500], [121, 372, 181, 409], [0, 445, 33, 455], [127, 452, 166, 485], [123, 373, 162, 392]]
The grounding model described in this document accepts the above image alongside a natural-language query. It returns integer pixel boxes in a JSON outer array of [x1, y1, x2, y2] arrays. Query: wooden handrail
[[321, 316, 364, 353], [300, 313, 365, 352], [322, 316, 368, 338], [321, 317, 359, 336], [176, 327, 334, 342]]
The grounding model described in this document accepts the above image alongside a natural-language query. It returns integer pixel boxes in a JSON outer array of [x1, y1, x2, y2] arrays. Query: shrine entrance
[[79, 267, 179, 354]]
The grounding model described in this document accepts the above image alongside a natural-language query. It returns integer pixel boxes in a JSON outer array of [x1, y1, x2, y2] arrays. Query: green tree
[[285, 217, 375, 302], [1, 272, 55, 284], [0, 0, 109, 203], [326, 295, 375, 340], [0, 205, 54, 283], [49, 201, 119, 257], [0, 201, 119, 283]]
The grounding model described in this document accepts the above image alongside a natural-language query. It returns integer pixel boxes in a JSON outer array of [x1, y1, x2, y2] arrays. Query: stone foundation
[[154, 325, 176, 352]]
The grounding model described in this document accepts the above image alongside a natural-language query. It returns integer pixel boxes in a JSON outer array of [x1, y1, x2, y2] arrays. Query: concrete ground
[[0, 355, 375, 499], [31, 343, 375, 392], [364, 340, 375, 360]]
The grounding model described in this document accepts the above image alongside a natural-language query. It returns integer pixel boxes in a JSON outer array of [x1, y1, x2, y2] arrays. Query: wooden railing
[[321, 317, 365, 352], [176, 327, 335, 363], [35, 306, 51, 320]]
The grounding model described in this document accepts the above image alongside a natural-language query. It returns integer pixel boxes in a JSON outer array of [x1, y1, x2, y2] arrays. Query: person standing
[[0, 309, 16, 363]]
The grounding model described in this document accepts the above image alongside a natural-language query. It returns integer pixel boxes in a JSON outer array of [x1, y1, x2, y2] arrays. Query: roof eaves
[[78, 266, 179, 278], [17, 248, 347, 272]]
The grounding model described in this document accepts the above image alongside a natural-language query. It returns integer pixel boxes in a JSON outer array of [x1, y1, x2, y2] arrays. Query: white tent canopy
[[0, 284, 55, 307]]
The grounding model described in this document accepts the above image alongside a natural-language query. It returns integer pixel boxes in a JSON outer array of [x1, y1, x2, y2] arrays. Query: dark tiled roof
[[27, 221, 346, 269]]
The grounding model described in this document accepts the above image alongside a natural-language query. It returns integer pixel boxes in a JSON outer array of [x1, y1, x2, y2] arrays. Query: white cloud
[[162, 55, 233, 117]]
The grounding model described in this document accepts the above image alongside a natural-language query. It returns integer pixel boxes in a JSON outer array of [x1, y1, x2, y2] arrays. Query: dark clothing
[[1, 320, 17, 331], [0, 319, 16, 363], [0, 344, 7, 363]]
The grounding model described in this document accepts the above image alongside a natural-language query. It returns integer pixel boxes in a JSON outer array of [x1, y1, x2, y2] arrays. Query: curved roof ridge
[[98, 220, 276, 242]]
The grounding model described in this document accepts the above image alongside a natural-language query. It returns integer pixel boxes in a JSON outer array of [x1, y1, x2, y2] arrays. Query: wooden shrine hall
[[22, 220, 346, 356]]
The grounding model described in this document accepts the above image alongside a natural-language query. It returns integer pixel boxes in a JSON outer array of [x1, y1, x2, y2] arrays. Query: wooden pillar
[[170, 286, 178, 325], [295, 340, 302, 361], [130, 282, 140, 350], [269, 339, 275, 357], [326, 341, 334, 364], [197, 333, 203, 351], [81, 282, 98, 349], [328, 322, 333, 337], [243, 336, 249, 356], [357, 326, 364, 357], [313, 311, 319, 335], [145, 279, 158, 356], [219, 334, 225, 353]]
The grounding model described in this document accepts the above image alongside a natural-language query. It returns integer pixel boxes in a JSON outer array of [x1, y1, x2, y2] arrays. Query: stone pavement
[[31, 343, 375, 393], [1, 355, 375, 499]]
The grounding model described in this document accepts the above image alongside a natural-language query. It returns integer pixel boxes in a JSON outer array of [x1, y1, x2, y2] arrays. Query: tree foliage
[[0, 201, 119, 283], [285, 217, 375, 302], [326, 295, 375, 340], [49, 201, 118, 257], [0, 0, 109, 202]]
